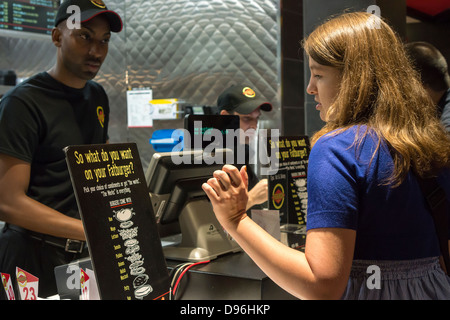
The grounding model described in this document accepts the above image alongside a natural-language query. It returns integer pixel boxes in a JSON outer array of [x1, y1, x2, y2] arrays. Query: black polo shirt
[[0, 72, 110, 219]]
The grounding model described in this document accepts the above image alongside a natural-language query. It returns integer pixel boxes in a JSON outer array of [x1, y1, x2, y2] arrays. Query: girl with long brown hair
[[203, 12, 450, 299]]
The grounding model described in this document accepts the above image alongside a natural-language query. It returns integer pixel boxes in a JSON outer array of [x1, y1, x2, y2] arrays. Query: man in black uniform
[[217, 84, 273, 210], [0, 0, 122, 298]]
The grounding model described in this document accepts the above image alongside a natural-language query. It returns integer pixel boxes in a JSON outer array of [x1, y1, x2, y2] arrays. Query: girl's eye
[[314, 75, 322, 79]]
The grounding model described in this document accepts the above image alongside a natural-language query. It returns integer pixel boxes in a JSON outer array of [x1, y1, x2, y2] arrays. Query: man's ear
[[220, 110, 230, 115], [51, 27, 63, 47]]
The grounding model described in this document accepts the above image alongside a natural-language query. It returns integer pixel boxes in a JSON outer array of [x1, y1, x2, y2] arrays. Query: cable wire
[[169, 260, 210, 300]]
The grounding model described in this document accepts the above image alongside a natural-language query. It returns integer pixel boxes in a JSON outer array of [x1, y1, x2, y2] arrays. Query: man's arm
[[0, 153, 85, 240], [246, 178, 268, 210]]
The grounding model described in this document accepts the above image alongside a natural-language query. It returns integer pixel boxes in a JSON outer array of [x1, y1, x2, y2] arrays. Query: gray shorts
[[342, 257, 450, 300]]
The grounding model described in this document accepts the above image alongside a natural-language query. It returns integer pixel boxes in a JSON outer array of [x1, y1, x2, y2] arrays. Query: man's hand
[[246, 178, 268, 210]]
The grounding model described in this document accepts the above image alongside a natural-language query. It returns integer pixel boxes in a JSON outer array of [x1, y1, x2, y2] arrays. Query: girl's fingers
[[239, 165, 248, 189], [202, 180, 220, 201], [213, 170, 232, 190], [222, 165, 243, 188]]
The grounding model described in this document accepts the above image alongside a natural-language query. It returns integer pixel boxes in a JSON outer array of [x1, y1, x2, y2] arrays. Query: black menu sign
[[267, 136, 310, 226], [65, 143, 170, 300], [0, 0, 59, 36]]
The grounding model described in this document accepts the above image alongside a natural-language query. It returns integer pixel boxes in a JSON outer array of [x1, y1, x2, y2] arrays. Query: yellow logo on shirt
[[97, 106, 105, 128]]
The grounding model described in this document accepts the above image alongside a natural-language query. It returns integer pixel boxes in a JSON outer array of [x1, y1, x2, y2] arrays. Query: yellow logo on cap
[[90, 0, 106, 9], [242, 87, 256, 98]]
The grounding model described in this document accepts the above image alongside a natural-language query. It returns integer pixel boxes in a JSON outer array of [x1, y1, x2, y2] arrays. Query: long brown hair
[[303, 12, 450, 186]]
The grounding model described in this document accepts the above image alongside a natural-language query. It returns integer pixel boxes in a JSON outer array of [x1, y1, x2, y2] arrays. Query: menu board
[[0, 0, 59, 36], [267, 136, 310, 226], [65, 143, 170, 300]]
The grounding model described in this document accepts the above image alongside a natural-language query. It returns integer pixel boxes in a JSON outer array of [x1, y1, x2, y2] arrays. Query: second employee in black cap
[[218, 84, 272, 144], [0, 0, 122, 298], [217, 84, 273, 211]]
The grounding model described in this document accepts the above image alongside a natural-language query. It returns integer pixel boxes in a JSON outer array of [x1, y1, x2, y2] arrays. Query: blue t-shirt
[[306, 126, 450, 260]]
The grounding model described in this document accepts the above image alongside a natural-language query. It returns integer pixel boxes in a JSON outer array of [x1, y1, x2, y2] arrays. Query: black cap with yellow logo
[[217, 85, 272, 115], [55, 0, 123, 33]]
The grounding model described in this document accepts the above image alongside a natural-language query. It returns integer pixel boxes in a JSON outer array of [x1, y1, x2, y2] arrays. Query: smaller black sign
[[267, 136, 310, 226], [65, 143, 170, 300]]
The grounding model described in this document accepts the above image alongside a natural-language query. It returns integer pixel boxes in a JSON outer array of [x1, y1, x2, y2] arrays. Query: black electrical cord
[[168, 260, 210, 300]]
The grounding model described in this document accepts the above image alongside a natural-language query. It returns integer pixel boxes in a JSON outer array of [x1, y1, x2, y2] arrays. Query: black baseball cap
[[55, 0, 123, 33], [217, 85, 272, 114]]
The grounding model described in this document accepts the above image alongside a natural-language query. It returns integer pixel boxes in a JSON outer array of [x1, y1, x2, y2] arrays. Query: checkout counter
[[54, 247, 297, 300], [165, 251, 297, 300]]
